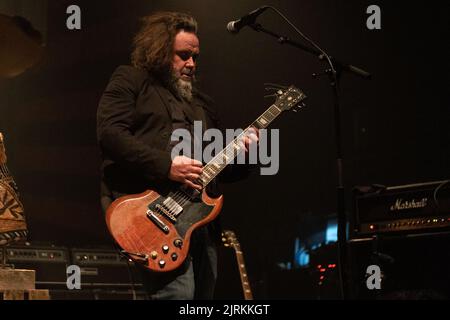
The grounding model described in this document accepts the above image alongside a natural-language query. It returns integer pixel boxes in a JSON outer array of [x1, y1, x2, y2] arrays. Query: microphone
[[227, 6, 269, 34]]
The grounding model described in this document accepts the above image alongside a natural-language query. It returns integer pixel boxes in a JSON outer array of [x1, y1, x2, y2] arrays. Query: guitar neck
[[200, 104, 282, 186], [233, 243, 253, 300]]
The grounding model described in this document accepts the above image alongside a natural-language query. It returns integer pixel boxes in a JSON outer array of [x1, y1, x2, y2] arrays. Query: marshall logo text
[[390, 198, 428, 211]]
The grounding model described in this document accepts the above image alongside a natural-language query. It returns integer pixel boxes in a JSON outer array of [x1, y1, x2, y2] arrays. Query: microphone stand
[[248, 21, 371, 299]]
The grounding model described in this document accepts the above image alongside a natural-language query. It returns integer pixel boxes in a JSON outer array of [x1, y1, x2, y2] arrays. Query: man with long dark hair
[[97, 11, 258, 300]]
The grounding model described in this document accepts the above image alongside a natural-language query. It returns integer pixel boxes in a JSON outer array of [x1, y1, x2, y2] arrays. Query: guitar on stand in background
[[222, 230, 253, 300], [0, 132, 28, 246]]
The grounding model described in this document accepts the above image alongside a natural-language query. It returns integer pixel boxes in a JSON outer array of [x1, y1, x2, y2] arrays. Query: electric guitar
[[222, 230, 253, 300], [106, 85, 307, 272]]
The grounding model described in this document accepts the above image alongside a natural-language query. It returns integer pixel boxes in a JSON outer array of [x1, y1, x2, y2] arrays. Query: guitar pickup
[[147, 210, 170, 234], [163, 197, 183, 215]]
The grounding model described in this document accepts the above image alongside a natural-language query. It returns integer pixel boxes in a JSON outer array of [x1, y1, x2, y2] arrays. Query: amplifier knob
[[159, 260, 166, 268], [171, 253, 178, 261], [150, 251, 158, 260], [162, 245, 170, 254]]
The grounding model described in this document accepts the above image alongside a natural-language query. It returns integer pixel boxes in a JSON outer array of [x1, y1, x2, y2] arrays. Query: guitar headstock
[[272, 85, 307, 113], [222, 230, 240, 249]]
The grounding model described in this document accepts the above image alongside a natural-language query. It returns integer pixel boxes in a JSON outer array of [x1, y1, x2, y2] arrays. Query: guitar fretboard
[[233, 242, 253, 300], [199, 104, 282, 186]]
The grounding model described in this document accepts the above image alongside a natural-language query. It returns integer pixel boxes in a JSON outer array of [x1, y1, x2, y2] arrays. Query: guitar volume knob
[[174, 239, 183, 248]]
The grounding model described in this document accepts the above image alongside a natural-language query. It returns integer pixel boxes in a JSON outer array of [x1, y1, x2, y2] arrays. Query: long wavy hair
[[131, 12, 198, 79]]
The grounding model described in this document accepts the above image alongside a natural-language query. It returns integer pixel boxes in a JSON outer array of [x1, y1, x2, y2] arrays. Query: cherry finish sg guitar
[[106, 86, 307, 272]]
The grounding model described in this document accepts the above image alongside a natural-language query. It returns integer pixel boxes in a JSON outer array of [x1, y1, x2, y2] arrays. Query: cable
[[113, 242, 139, 300], [433, 179, 450, 208], [265, 6, 338, 80]]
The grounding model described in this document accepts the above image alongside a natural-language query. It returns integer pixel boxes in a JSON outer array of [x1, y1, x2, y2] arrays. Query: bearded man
[[97, 11, 258, 300]]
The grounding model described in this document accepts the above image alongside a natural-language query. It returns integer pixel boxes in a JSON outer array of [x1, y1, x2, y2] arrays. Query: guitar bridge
[[149, 196, 184, 223], [147, 210, 170, 234]]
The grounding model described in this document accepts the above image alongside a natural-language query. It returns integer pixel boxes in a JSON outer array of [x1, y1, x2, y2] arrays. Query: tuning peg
[[264, 83, 287, 90], [264, 87, 284, 95], [293, 105, 306, 113]]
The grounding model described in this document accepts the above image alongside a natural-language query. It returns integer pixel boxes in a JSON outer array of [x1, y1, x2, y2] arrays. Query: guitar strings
[[164, 125, 262, 211], [160, 104, 283, 217]]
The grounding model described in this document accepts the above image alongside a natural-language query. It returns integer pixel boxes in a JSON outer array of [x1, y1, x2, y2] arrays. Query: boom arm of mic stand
[[250, 23, 372, 80]]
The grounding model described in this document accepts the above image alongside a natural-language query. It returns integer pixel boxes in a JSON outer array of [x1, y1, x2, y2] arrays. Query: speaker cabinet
[[347, 231, 450, 299]]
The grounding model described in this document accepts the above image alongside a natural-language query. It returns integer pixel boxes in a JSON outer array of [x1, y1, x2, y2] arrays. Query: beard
[[170, 68, 194, 102]]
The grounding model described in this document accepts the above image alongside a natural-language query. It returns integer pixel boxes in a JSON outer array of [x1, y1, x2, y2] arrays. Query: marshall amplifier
[[352, 180, 450, 236]]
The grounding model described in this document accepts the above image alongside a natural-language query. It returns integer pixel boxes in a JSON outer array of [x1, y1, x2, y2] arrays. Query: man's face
[[172, 30, 200, 83]]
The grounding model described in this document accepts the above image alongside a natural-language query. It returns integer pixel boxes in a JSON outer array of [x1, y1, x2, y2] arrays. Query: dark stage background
[[0, 0, 449, 299]]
